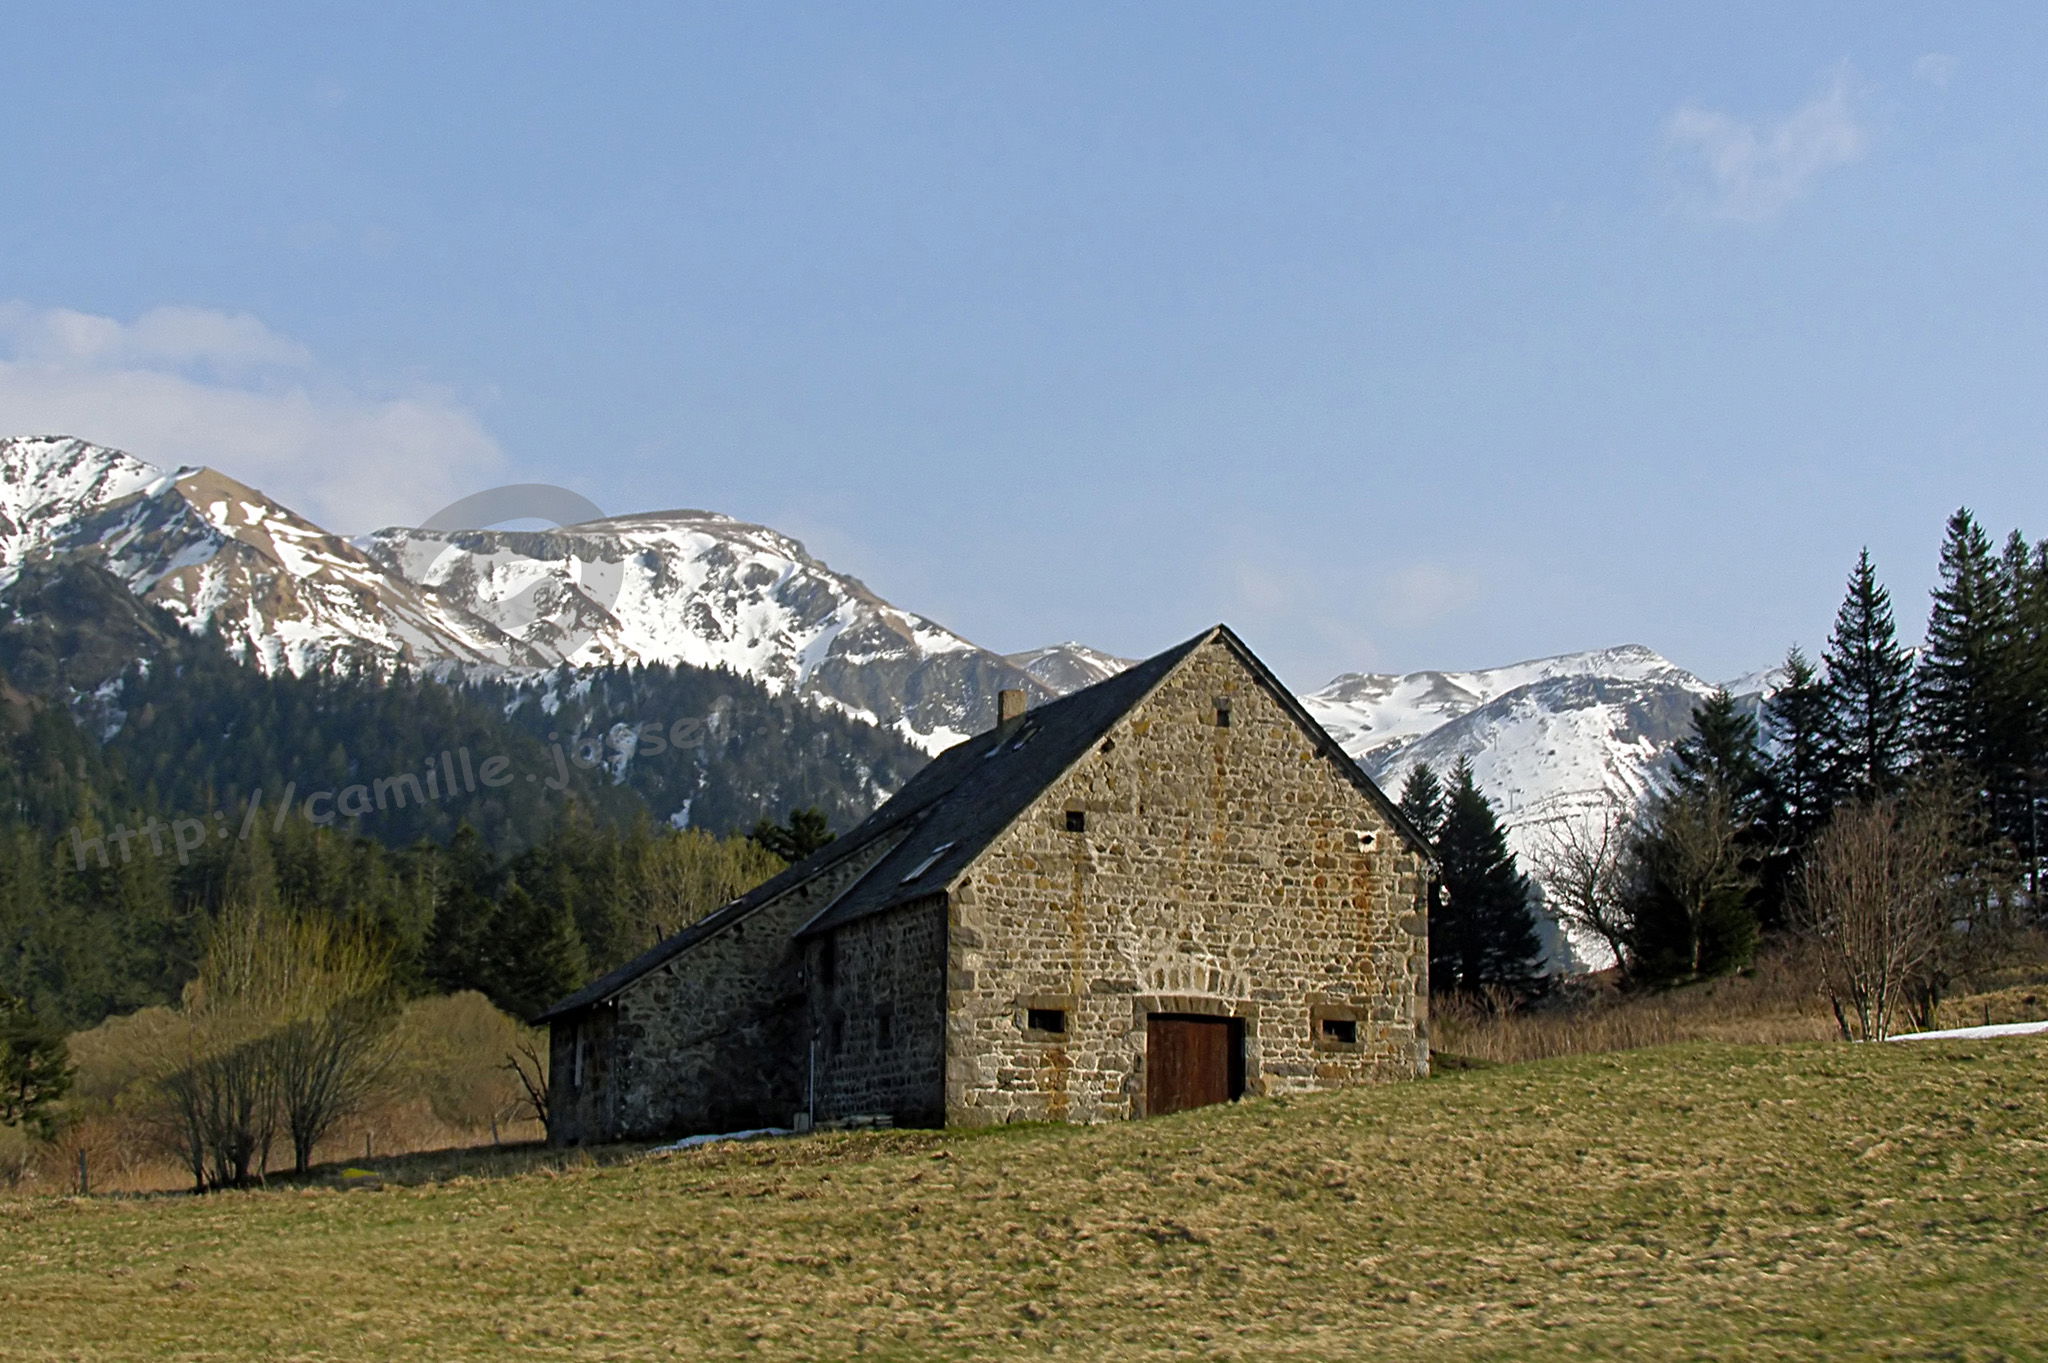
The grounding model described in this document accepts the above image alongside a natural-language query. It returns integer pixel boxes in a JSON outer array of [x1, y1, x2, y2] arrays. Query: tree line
[[1398, 507, 2045, 1036], [0, 562, 913, 1038]]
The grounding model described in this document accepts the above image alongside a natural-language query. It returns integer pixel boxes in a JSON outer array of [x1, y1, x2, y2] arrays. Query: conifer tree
[[2000, 534, 2048, 892], [1, 990, 73, 1140], [1670, 689, 1766, 816], [1764, 647, 1837, 841], [749, 807, 836, 862], [1620, 688, 1767, 976], [1915, 509, 2010, 799], [1396, 763, 1446, 845], [1758, 647, 1835, 926], [1620, 782, 1757, 984], [483, 883, 589, 1021], [1431, 759, 1542, 996], [1823, 549, 1915, 799], [425, 824, 500, 996]]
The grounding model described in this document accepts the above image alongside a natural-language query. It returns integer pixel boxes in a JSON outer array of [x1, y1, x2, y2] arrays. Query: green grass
[[3, 1039, 2044, 1361]]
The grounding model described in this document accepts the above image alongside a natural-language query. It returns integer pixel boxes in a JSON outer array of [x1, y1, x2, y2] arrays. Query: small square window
[[1214, 699, 1232, 728], [1064, 809, 1087, 834], [1026, 1007, 1068, 1036], [1320, 1016, 1358, 1045], [876, 1010, 894, 1051]]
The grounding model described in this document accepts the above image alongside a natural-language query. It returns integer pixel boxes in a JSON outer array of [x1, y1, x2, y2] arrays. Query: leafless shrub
[[1795, 790, 1972, 1041], [391, 992, 538, 1131], [135, 899, 401, 1188]]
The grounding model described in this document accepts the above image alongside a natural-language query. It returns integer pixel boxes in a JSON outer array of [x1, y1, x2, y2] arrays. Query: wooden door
[[1146, 1014, 1241, 1116]]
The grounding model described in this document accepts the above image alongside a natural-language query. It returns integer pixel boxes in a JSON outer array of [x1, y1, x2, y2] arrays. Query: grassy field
[[3, 1038, 2043, 1362]]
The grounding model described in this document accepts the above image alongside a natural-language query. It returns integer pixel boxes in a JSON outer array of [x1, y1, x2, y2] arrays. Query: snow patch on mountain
[[1308, 646, 1732, 973], [0, 436, 1066, 750], [1004, 643, 1133, 693]]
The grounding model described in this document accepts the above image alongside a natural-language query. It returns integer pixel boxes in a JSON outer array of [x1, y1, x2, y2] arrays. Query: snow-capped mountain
[[1308, 643, 1725, 857], [0, 436, 1063, 749], [1302, 645, 1707, 767], [1308, 646, 1767, 971], [2, 436, 1764, 846], [1003, 642, 1134, 693], [1359, 666, 1718, 831], [360, 511, 1057, 749], [0, 436, 511, 674]]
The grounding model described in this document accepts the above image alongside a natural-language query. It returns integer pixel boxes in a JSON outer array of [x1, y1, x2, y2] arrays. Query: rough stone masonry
[[541, 625, 1432, 1144]]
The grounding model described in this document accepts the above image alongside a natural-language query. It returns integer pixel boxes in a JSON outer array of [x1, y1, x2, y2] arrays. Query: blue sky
[[5, 4, 2045, 689]]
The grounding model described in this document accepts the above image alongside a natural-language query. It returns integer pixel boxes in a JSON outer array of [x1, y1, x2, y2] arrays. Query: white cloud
[[1381, 560, 1479, 629], [1913, 53, 1958, 89], [1663, 69, 1868, 223], [0, 302, 504, 532]]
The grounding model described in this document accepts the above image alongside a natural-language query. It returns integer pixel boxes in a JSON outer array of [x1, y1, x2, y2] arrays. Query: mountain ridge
[[2, 435, 1765, 881]]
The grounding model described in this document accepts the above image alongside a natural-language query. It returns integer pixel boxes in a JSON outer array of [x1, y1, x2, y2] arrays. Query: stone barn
[[538, 624, 1434, 1144]]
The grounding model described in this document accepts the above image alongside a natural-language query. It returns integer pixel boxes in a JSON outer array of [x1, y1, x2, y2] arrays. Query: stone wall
[[806, 898, 948, 1126], [549, 831, 906, 1144], [548, 1000, 618, 1144], [944, 634, 1430, 1125]]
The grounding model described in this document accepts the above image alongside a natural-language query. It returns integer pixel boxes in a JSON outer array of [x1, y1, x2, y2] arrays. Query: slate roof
[[791, 628, 1213, 938], [535, 623, 1431, 1022]]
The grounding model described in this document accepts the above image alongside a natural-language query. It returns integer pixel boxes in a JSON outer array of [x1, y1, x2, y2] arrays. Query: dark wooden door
[[1146, 1014, 1241, 1115]]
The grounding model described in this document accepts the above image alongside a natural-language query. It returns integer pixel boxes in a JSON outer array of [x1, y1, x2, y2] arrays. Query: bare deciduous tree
[[266, 916, 401, 1174], [1530, 801, 1636, 978], [621, 829, 784, 948], [148, 899, 398, 1188], [505, 1033, 552, 1140], [1796, 792, 1966, 1041]]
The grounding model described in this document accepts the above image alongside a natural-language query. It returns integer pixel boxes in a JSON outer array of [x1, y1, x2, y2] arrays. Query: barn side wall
[[548, 833, 904, 1145], [806, 898, 948, 1127], [945, 635, 1431, 1125]]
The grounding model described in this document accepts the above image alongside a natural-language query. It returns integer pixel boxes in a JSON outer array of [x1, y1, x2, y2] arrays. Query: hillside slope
[[3, 1039, 2039, 1360]]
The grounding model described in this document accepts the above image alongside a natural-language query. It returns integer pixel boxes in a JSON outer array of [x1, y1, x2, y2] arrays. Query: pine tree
[[426, 823, 500, 995], [1758, 647, 1835, 926], [2001, 535, 2048, 895], [1671, 689, 1765, 816], [1823, 549, 1915, 799], [1431, 759, 1542, 996], [1, 990, 72, 1140], [749, 807, 836, 862], [483, 883, 589, 1020], [1764, 648, 1836, 838], [1397, 763, 1446, 844], [1620, 782, 1758, 984], [1915, 509, 2010, 797]]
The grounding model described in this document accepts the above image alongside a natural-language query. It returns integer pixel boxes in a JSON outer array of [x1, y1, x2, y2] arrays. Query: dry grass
[[1931, 932, 2048, 1031], [3, 1037, 2044, 1361], [3, 991, 546, 1197], [1431, 953, 1840, 1065], [8, 1099, 549, 1198], [1937, 984, 2048, 1030]]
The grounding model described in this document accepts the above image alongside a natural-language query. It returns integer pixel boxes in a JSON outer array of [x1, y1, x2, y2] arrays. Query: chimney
[[997, 689, 1028, 726]]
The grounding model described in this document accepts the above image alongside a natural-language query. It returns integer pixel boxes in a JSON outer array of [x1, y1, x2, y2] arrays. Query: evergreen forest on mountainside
[[0, 562, 925, 1032]]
